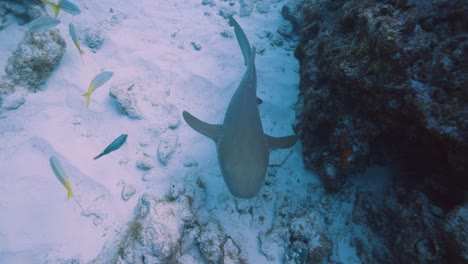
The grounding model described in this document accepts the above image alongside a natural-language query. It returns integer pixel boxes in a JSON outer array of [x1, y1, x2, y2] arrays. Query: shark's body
[[182, 17, 297, 198]]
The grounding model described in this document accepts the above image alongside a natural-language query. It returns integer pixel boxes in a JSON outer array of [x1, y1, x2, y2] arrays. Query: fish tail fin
[[67, 188, 74, 199], [93, 153, 103, 160], [42, 0, 60, 18], [52, 5, 60, 18], [73, 197, 83, 210], [82, 93, 90, 108], [227, 15, 235, 27]]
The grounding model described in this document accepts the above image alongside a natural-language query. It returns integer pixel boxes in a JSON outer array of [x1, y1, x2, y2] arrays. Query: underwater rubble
[[292, 0, 467, 262], [0, 0, 65, 110], [90, 176, 249, 264]]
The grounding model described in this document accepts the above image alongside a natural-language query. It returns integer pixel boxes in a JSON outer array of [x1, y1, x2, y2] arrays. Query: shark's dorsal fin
[[183, 111, 222, 142], [265, 134, 298, 149]]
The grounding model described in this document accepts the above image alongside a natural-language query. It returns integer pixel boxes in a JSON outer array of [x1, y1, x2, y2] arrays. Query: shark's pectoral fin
[[183, 111, 222, 142], [266, 134, 298, 149]]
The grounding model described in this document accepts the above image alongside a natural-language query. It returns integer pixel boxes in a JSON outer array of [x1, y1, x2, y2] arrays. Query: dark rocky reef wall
[[294, 0, 466, 200], [292, 0, 467, 262]]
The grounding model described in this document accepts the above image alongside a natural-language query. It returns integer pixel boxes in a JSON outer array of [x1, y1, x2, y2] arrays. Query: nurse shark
[[183, 17, 298, 198]]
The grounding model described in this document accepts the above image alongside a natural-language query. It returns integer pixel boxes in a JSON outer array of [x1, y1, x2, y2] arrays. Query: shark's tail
[[228, 15, 251, 66], [248, 46, 256, 70], [82, 93, 90, 108]]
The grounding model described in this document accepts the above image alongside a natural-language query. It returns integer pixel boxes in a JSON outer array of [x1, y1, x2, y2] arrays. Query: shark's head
[[217, 140, 269, 199], [222, 169, 268, 199]]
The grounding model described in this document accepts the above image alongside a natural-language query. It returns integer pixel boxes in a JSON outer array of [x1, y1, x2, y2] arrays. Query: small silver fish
[[26, 16, 61, 33]]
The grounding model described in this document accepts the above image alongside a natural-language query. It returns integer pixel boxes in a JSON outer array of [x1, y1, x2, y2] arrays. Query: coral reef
[[293, 0, 468, 262], [258, 194, 333, 263], [294, 0, 467, 199], [352, 185, 468, 263], [109, 83, 144, 120], [1, 30, 66, 93], [91, 177, 248, 263], [0, 0, 65, 108], [0, 0, 43, 28], [443, 205, 468, 263]]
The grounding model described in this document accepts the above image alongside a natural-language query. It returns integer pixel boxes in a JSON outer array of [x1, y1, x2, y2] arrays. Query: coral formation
[[292, 0, 468, 262], [1, 29, 66, 93], [91, 177, 248, 263], [0, 0, 65, 108], [294, 0, 467, 198], [109, 83, 144, 120]]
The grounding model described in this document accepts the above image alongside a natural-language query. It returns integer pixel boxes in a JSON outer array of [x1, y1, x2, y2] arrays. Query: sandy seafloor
[[0, 0, 390, 263]]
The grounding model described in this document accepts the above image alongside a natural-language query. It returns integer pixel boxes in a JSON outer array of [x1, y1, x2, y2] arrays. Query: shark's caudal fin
[[182, 111, 222, 142], [82, 93, 90, 108], [266, 134, 298, 149], [248, 46, 256, 70], [228, 16, 251, 66]]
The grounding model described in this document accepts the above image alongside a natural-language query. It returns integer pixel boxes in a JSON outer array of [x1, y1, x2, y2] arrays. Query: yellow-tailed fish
[[41, 0, 81, 18], [83, 71, 114, 108], [41, 0, 61, 18], [94, 134, 128, 160], [26, 16, 61, 33], [69, 23, 84, 64], [58, 0, 81, 16], [49, 156, 83, 209]]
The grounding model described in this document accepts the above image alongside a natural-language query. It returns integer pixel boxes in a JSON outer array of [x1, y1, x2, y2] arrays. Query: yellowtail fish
[[58, 0, 81, 16], [83, 71, 114, 108], [69, 23, 84, 64], [26, 16, 61, 33], [41, 0, 81, 18], [94, 134, 128, 160], [49, 156, 83, 209], [41, 0, 60, 18]]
